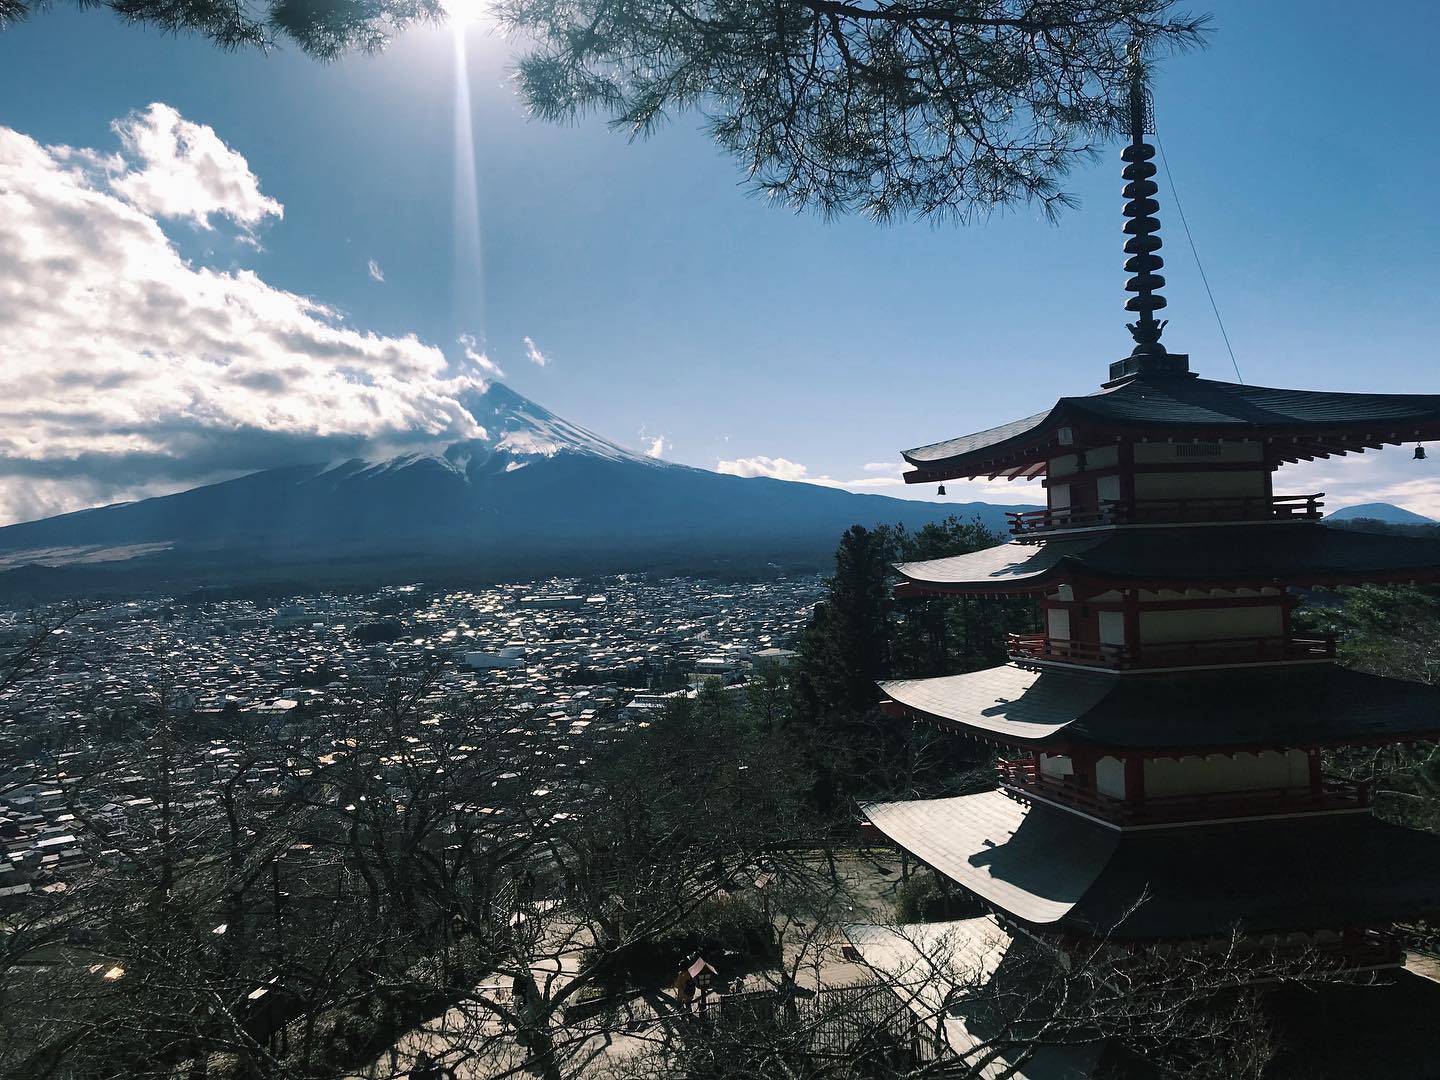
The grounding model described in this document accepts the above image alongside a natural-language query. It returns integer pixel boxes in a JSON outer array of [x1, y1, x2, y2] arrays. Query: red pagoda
[[856, 53, 1440, 1078]]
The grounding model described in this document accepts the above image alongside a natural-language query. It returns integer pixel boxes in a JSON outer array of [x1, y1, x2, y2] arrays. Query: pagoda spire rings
[[1122, 47, 1168, 358]]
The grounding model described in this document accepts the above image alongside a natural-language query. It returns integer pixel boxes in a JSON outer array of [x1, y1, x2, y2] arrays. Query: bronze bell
[[1417, 445, 1428, 461], [937, 484, 947, 496]]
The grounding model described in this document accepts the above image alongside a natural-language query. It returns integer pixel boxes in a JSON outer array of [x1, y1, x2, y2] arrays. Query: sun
[[441, 0, 488, 28]]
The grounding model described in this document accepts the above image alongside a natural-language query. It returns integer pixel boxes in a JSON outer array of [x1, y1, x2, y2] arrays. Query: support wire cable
[[1155, 133, 1244, 384]]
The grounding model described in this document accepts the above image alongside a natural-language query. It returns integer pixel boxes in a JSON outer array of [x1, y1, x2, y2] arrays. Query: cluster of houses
[[0, 573, 817, 903]]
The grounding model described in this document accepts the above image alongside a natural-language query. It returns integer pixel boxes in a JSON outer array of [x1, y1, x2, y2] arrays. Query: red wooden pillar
[[1118, 442, 1136, 506], [1123, 590, 1142, 663], [1124, 755, 1146, 809]]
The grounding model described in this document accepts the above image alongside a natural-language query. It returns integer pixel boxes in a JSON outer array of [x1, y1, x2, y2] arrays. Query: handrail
[[1006, 632, 1335, 670], [995, 759, 1370, 825], [1007, 493, 1324, 537]]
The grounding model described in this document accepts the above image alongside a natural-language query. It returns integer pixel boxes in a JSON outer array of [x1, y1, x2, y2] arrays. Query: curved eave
[[880, 665, 1440, 754], [903, 421, 1440, 485], [893, 527, 1440, 597], [896, 564, 1440, 598], [900, 379, 1440, 484], [863, 792, 1107, 925], [865, 792, 1440, 938], [901, 408, 1064, 484]]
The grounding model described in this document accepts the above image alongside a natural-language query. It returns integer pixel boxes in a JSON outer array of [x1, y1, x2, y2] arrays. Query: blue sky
[[0, 0, 1438, 522]]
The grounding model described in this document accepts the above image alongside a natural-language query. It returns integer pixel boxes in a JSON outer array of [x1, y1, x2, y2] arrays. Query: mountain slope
[[0, 382, 1034, 594], [1328, 502, 1435, 525]]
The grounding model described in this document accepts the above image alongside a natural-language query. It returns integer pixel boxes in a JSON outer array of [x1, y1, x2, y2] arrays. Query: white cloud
[[715, 452, 1045, 504], [0, 110, 495, 525], [459, 333, 504, 378], [863, 461, 902, 474], [103, 103, 282, 232], [717, 455, 811, 481], [644, 435, 669, 459], [523, 335, 549, 367], [367, 258, 385, 282]]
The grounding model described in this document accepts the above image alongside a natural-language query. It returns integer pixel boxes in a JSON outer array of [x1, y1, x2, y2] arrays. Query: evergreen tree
[[2, 1, 1206, 225], [890, 518, 1039, 678], [799, 525, 895, 719], [1297, 584, 1440, 835], [788, 517, 1034, 809], [502, 0, 1208, 221]]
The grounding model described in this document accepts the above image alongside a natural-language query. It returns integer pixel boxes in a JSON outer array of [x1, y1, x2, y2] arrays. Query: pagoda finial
[[1121, 40, 1168, 358]]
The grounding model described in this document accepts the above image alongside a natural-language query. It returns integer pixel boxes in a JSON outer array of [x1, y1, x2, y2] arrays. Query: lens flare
[[442, 0, 487, 27]]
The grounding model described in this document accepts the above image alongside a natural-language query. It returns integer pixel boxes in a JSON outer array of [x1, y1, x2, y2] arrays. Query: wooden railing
[[1006, 632, 1335, 670], [1006, 493, 1323, 538], [996, 758, 1370, 826]]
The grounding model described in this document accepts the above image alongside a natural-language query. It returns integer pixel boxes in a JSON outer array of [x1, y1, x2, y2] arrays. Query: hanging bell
[[937, 484, 947, 496], [1416, 445, 1428, 461]]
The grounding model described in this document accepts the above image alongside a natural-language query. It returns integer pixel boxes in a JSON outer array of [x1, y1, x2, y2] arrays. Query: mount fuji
[[0, 383, 1031, 596]]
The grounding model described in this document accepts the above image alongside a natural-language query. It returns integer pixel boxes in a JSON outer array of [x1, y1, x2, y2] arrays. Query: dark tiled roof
[[863, 792, 1110, 925], [894, 524, 1440, 593], [1073, 812, 1440, 938], [864, 791, 1440, 938], [902, 376, 1440, 477], [1070, 377, 1440, 430], [880, 664, 1440, 751], [903, 410, 1055, 466]]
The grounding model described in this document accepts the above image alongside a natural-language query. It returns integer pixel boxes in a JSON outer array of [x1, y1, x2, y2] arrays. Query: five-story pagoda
[[856, 48, 1440, 1077]]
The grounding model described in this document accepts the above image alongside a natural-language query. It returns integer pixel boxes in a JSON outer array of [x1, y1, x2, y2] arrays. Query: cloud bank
[[717, 453, 906, 490], [717, 456, 810, 482], [0, 105, 493, 524]]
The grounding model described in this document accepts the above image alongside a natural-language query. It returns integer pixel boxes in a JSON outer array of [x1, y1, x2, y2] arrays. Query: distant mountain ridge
[[1328, 502, 1435, 525], [0, 382, 1036, 598]]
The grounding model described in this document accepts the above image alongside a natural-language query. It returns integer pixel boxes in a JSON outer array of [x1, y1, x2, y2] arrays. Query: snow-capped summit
[[0, 382, 1028, 595], [458, 381, 654, 466], [325, 382, 661, 484]]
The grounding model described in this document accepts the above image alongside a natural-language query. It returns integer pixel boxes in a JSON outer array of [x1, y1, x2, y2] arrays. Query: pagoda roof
[[864, 791, 1440, 938], [902, 375, 1440, 482], [879, 664, 1440, 752], [894, 524, 1440, 595]]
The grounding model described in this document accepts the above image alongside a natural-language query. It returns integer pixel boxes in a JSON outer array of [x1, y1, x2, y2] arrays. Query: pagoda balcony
[[1006, 632, 1336, 671], [996, 758, 1370, 828], [1006, 493, 1324, 540]]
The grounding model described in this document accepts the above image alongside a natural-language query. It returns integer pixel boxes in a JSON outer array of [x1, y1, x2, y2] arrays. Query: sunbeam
[[441, 0, 489, 28], [450, 29, 486, 361]]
